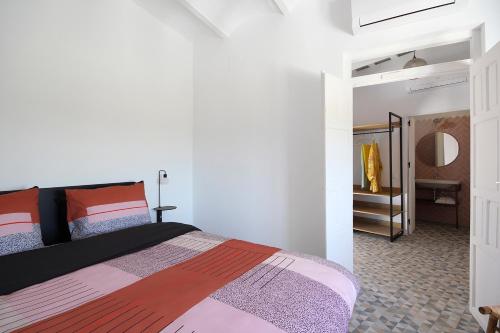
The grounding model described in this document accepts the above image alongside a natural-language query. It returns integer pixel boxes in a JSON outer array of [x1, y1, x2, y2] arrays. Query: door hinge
[[408, 120, 411, 126], [408, 162, 411, 168]]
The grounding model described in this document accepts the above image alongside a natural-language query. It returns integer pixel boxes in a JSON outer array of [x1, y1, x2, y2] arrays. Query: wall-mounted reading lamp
[[158, 169, 168, 208], [154, 170, 177, 223]]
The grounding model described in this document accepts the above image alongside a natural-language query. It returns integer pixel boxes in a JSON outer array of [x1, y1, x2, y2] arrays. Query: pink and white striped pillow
[[0, 188, 44, 256], [66, 183, 151, 240]]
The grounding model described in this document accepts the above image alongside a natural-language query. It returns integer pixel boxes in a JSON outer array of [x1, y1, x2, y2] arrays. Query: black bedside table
[[154, 206, 177, 223]]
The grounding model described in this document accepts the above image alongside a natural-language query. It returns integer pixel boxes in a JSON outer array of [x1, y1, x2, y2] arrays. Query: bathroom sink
[[415, 179, 460, 189]]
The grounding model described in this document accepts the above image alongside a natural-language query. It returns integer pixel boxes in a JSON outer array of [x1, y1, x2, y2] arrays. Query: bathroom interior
[[352, 41, 471, 239], [412, 111, 470, 231]]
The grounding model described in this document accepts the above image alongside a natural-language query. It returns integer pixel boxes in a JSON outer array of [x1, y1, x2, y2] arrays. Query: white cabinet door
[[322, 72, 353, 271], [470, 42, 500, 330]]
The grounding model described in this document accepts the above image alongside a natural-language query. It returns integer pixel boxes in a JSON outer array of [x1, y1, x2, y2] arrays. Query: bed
[[0, 183, 359, 333]]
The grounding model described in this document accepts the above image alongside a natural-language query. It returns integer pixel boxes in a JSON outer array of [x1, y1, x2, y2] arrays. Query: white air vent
[[406, 73, 468, 94], [351, 0, 468, 34]]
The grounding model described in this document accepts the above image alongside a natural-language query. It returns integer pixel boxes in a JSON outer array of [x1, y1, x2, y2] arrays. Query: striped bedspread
[[0, 231, 359, 333]]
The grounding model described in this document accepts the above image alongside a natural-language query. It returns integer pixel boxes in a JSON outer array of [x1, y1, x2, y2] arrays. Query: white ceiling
[[134, 0, 302, 39], [352, 41, 470, 77], [353, 41, 470, 115]]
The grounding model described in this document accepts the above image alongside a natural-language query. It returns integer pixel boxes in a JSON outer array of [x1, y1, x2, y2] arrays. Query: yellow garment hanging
[[367, 142, 383, 193], [360, 144, 371, 189]]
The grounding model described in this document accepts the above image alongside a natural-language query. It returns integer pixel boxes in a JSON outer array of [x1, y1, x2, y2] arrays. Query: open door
[[322, 72, 354, 271], [469, 41, 500, 329]]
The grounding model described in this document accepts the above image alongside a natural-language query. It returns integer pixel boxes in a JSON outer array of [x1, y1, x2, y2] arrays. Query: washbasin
[[415, 178, 460, 189]]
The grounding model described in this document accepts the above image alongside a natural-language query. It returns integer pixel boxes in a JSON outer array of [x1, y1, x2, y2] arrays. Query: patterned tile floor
[[349, 221, 484, 333]]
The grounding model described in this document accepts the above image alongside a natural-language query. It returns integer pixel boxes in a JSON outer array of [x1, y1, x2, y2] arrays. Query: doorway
[[324, 24, 498, 331], [352, 41, 471, 238], [334, 24, 490, 330], [408, 110, 470, 233]]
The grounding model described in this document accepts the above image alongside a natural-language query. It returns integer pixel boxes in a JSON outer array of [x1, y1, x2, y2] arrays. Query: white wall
[[192, 0, 500, 263], [0, 0, 194, 223], [354, 81, 470, 125], [193, 2, 335, 256]]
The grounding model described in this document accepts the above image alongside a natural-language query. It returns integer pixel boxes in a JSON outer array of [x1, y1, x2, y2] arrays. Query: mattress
[[0, 223, 359, 333]]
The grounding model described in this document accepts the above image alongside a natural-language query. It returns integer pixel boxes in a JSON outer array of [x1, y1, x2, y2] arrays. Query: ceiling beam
[[352, 59, 472, 88], [177, 0, 228, 38], [272, 0, 290, 15]]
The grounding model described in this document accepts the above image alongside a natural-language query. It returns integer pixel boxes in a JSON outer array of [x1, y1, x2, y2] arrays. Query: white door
[[322, 72, 354, 271], [469, 42, 500, 330]]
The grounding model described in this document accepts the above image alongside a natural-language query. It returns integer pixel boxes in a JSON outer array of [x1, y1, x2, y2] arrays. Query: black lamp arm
[[158, 170, 167, 208]]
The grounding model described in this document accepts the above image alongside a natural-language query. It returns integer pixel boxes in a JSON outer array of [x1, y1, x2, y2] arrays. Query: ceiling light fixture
[[403, 51, 428, 69]]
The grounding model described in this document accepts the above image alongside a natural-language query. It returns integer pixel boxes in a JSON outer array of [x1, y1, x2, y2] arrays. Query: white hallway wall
[[354, 82, 470, 125], [193, 0, 500, 260], [0, 0, 194, 223]]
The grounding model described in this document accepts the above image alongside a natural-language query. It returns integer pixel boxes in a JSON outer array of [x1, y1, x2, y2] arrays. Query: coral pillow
[[66, 183, 151, 240], [0, 188, 44, 256]]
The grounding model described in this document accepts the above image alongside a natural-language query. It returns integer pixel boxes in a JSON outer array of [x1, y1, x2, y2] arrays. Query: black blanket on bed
[[0, 223, 199, 295]]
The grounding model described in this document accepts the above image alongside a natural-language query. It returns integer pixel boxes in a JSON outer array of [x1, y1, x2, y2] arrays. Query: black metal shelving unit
[[353, 112, 404, 242]]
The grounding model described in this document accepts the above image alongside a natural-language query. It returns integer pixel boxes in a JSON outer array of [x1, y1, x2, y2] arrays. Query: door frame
[[408, 115, 416, 234], [407, 110, 471, 234], [344, 25, 483, 235], [334, 22, 488, 328]]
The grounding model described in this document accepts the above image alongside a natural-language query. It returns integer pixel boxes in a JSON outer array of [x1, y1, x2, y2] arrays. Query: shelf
[[154, 206, 177, 211], [353, 112, 404, 242], [416, 198, 457, 206], [353, 200, 401, 217], [353, 122, 401, 133], [353, 217, 402, 237], [353, 185, 401, 197]]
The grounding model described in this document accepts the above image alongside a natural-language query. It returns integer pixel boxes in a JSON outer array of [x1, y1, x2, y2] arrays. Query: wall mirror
[[416, 132, 459, 167]]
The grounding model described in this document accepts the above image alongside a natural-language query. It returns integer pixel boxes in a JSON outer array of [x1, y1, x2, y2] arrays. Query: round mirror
[[416, 132, 459, 167]]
